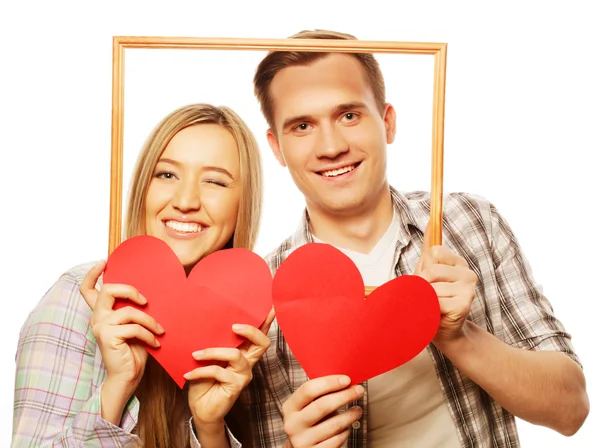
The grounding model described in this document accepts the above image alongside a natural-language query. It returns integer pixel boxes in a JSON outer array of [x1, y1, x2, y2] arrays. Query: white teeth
[[321, 164, 356, 177], [165, 220, 204, 233]]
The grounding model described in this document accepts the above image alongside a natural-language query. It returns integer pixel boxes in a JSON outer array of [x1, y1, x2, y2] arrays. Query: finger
[[109, 306, 164, 335], [430, 282, 459, 298], [419, 264, 460, 283], [95, 284, 146, 313], [183, 364, 237, 384], [283, 376, 353, 414], [232, 324, 271, 350], [299, 384, 364, 428], [429, 246, 469, 268], [109, 323, 161, 348], [438, 297, 474, 317], [313, 428, 351, 448], [310, 406, 362, 446], [192, 348, 249, 372], [79, 260, 106, 309]]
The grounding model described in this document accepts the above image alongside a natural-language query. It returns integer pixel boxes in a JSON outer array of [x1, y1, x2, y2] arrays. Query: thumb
[[414, 221, 431, 275], [259, 307, 276, 335], [422, 220, 432, 251], [79, 260, 106, 309]]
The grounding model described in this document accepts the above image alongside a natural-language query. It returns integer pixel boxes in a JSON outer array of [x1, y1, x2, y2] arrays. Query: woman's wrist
[[100, 376, 137, 426], [193, 418, 228, 447]]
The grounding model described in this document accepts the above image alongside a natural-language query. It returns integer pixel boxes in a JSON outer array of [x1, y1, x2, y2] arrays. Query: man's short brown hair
[[253, 29, 387, 131]]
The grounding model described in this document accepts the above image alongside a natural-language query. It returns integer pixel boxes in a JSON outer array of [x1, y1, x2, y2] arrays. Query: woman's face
[[144, 123, 241, 270]]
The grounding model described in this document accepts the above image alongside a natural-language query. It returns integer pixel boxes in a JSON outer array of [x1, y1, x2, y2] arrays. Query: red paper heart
[[103, 235, 273, 388], [272, 243, 440, 384]]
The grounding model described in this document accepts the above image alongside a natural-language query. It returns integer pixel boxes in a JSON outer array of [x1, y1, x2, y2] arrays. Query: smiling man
[[241, 30, 590, 447]]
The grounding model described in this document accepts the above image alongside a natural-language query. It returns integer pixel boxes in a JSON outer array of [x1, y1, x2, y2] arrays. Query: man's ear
[[383, 103, 397, 144], [267, 129, 287, 167]]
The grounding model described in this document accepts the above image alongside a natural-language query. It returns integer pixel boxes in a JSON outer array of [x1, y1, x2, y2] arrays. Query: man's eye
[[293, 122, 315, 133]]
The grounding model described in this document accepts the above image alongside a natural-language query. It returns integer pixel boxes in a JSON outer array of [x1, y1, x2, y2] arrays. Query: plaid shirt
[[241, 187, 582, 448], [12, 261, 241, 448]]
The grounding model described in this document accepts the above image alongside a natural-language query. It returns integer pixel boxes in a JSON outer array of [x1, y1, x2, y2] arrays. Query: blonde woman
[[12, 103, 272, 447]]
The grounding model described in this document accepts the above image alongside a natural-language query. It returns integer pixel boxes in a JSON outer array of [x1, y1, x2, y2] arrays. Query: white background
[[1, 1, 598, 446]]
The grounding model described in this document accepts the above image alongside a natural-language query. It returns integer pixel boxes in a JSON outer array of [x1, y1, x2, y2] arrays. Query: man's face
[[267, 54, 396, 217]]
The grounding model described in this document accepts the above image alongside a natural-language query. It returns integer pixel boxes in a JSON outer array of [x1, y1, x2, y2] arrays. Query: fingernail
[[192, 350, 204, 358], [154, 339, 161, 347], [351, 405, 363, 413], [355, 385, 364, 395], [157, 323, 165, 334], [339, 376, 351, 386], [183, 372, 191, 379], [232, 324, 244, 331], [139, 294, 148, 304]]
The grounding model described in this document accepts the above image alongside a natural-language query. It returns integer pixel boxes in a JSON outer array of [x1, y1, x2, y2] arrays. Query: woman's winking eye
[[204, 179, 229, 187]]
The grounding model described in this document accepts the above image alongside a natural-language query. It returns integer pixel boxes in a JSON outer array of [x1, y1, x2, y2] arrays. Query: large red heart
[[103, 235, 273, 388], [272, 243, 440, 384]]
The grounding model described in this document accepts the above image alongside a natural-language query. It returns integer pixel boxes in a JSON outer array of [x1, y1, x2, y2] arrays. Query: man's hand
[[282, 375, 364, 448], [414, 222, 479, 348]]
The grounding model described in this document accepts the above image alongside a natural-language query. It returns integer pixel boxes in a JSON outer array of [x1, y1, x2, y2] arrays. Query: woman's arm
[[12, 266, 142, 447]]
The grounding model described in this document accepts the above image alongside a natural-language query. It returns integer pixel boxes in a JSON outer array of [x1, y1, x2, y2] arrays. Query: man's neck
[[307, 186, 395, 254]]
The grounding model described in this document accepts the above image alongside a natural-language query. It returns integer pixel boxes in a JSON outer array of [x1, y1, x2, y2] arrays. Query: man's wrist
[[433, 322, 475, 361]]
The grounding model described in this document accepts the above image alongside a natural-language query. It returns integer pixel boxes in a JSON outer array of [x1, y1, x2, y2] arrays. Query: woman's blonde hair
[[123, 103, 263, 447]]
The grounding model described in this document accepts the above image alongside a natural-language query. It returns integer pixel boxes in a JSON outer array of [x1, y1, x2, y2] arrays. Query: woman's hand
[[79, 261, 164, 424], [185, 308, 275, 442]]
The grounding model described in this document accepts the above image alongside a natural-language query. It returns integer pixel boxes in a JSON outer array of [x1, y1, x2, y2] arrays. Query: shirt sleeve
[[188, 417, 242, 447], [489, 203, 582, 368], [11, 270, 142, 447]]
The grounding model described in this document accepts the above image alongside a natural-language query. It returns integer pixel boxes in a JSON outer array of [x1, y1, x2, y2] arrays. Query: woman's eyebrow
[[157, 159, 234, 179]]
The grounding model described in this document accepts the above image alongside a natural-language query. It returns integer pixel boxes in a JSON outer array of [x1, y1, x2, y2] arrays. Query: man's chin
[[315, 196, 370, 215]]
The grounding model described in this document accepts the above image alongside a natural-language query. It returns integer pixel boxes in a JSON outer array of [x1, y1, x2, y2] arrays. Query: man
[[241, 29, 589, 447]]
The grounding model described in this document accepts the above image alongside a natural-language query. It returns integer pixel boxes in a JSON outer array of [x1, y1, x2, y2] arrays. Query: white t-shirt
[[313, 212, 461, 447]]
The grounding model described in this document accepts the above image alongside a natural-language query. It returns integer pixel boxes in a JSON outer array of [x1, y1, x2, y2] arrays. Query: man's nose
[[315, 123, 350, 159]]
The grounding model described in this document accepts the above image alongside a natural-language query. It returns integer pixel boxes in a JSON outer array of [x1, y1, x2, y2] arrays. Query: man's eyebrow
[[333, 102, 368, 114], [281, 102, 369, 130], [156, 158, 234, 179], [282, 114, 312, 130]]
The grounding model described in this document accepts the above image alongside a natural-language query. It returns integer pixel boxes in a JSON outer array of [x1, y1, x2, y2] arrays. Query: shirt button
[[352, 421, 361, 430]]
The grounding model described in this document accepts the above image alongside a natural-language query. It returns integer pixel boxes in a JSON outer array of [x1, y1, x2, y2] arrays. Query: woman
[[12, 103, 271, 447]]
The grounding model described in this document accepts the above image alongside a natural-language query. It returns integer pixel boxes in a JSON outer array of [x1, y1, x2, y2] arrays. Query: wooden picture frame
[[109, 36, 447, 270]]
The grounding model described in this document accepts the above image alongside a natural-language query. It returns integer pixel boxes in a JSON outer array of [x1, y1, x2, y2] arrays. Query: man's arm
[[437, 321, 589, 436], [416, 211, 589, 437]]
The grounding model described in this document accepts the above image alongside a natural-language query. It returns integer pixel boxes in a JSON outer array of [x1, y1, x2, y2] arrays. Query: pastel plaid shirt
[[11, 262, 241, 448], [239, 187, 582, 447]]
